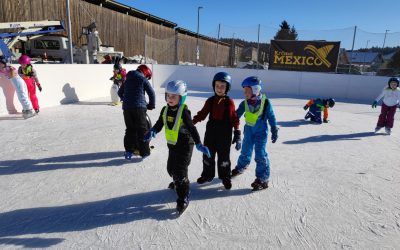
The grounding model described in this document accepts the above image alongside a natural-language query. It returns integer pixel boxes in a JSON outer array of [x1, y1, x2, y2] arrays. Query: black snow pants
[[201, 119, 233, 180], [123, 108, 150, 157], [167, 132, 194, 201]]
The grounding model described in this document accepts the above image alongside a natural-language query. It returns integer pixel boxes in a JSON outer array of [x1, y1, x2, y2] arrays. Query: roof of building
[[346, 51, 382, 63]]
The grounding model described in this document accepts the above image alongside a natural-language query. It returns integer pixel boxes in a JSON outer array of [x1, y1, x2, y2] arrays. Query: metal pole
[[363, 40, 369, 72], [348, 25, 357, 74], [382, 29, 389, 48], [215, 23, 220, 67], [257, 24, 260, 69], [196, 6, 203, 66], [66, 0, 74, 63]]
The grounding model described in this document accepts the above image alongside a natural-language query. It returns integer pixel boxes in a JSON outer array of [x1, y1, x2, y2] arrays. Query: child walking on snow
[[118, 64, 155, 159], [144, 80, 210, 214], [18, 55, 42, 113], [372, 77, 400, 135], [303, 98, 335, 124], [0, 56, 34, 119], [109, 60, 126, 106], [192, 72, 241, 190], [231, 76, 278, 191]]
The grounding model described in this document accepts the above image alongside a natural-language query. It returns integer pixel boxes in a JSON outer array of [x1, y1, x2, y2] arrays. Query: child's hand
[[372, 101, 378, 108], [37, 83, 42, 92], [271, 126, 279, 143], [196, 144, 211, 158], [144, 128, 156, 142], [232, 130, 242, 151]]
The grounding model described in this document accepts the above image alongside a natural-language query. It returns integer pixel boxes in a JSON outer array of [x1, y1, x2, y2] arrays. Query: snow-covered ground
[[0, 89, 399, 249]]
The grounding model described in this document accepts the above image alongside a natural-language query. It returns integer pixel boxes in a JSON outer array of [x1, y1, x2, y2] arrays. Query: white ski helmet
[[165, 80, 188, 105]]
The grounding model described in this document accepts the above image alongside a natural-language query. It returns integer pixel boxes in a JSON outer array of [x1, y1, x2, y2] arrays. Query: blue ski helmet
[[388, 77, 400, 87], [212, 72, 231, 93], [165, 80, 188, 105], [241, 76, 262, 95]]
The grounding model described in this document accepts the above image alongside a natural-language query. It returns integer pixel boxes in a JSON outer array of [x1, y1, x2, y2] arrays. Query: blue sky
[[118, 0, 400, 49]]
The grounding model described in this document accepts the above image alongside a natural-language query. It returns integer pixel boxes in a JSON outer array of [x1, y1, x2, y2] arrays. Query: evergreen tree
[[274, 20, 298, 40]]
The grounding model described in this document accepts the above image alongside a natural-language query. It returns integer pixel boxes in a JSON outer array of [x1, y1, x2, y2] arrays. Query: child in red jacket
[[193, 72, 241, 190]]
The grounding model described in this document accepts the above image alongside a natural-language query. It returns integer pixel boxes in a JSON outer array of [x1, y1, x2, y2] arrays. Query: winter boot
[[231, 168, 243, 178], [175, 178, 190, 214], [251, 178, 269, 191], [222, 178, 232, 190], [385, 127, 391, 135], [35, 109, 40, 114], [168, 182, 175, 190], [22, 109, 35, 119], [197, 176, 213, 184], [124, 151, 133, 160], [375, 126, 382, 133], [176, 197, 189, 214]]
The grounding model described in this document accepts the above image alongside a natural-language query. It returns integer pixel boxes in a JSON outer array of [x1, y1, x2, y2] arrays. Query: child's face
[[0, 62, 5, 69], [243, 87, 253, 99], [20, 63, 27, 68], [214, 81, 227, 96], [166, 93, 180, 106], [389, 81, 398, 90]]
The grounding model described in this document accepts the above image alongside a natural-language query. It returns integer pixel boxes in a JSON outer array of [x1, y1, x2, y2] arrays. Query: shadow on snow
[[0, 151, 139, 176], [0, 184, 250, 247], [283, 131, 378, 144]]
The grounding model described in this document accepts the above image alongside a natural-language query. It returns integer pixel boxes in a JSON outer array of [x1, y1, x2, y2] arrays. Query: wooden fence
[[0, 0, 234, 66]]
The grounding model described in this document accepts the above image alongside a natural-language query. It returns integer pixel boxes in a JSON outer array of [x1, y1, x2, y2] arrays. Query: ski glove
[[146, 104, 155, 110], [144, 128, 156, 142], [271, 126, 279, 143], [303, 105, 309, 111], [372, 100, 378, 108], [37, 83, 42, 92], [232, 130, 242, 151], [196, 143, 211, 158]]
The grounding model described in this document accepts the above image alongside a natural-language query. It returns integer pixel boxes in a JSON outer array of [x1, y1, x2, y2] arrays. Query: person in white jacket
[[372, 77, 400, 135], [0, 56, 35, 119]]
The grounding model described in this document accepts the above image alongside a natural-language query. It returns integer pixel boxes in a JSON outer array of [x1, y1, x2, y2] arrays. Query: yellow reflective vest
[[163, 104, 185, 145], [244, 94, 266, 126]]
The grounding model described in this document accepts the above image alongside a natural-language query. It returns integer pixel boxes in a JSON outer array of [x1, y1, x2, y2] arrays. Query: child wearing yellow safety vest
[[144, 80, 210, 214], [231, 76, 278, 191]]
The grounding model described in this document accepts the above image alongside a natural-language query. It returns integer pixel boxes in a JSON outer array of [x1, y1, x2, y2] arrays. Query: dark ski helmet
[[388, 77, 400, 87], [241, 76, 262, 96], [325, 98, 335, 108], [137, 64, 152, 80], [113, 63, 122, 70], [0, 55, 8, 66], [212, 72, 231, 93]]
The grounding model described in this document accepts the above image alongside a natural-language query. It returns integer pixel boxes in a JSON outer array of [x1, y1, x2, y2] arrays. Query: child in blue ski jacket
[[231, 76, 278, 191]]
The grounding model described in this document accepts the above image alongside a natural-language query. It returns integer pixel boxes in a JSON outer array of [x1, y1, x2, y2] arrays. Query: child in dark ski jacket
[[231, 76, 278, 191], [303, 98, 335, 124], [144, 80, 210, 214], [118, 64, 155, 159], [192, 72, 241, 190]]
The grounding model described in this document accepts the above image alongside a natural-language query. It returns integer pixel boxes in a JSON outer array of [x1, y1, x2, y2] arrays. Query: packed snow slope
[[0, 89, 399, 249]]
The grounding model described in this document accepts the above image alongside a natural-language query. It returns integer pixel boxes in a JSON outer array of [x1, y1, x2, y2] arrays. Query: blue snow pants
[[236, 124, 270, 182]]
